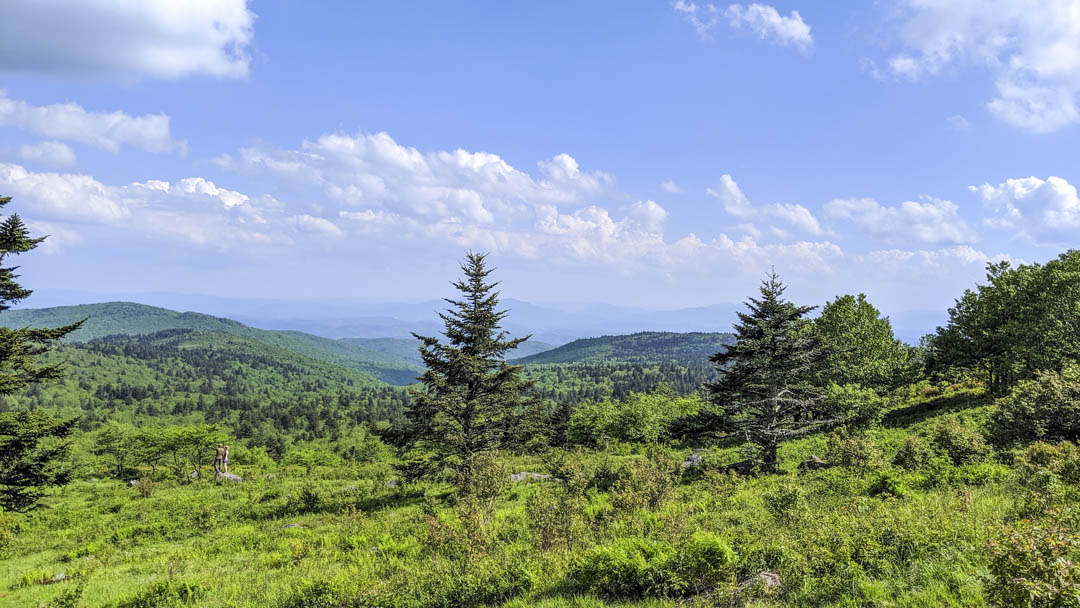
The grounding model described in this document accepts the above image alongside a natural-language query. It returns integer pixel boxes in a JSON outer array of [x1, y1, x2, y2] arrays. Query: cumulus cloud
[[0, 92, 185, 154], [883, 0, 1080, 132], [0, 162, 326, 249], [0, 0, 255, 79], [706, 174, 825, 235], [971, 175, 1080, 245], [17, 141, 76, 167], [660, 179, 682, 193], [673, 1, 813, 50], [825, 196, 977, 245]]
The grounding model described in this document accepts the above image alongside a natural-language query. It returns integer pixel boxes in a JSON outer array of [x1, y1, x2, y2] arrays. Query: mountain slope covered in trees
[[511, 331, 735, 365], [0, 329, 411, 452], [342, 336, 556, 368], [0, 302, 424, 384]]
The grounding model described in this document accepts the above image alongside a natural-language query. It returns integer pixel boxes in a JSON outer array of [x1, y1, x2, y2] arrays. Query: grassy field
[[1, 383, 1070, 607]]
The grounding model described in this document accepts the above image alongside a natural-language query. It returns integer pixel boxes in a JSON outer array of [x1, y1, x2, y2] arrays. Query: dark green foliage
[[402, 252, 538, 490], [987, 516, 1080, 608], [930, 251, 1080, 395], [568, 533, 737, 599], [0, 411, 77, 511], [991, 365, 1080, 447], [893, 434, 934, 470], [684, 272, 835, 472], [113, 580, 205, 608], [814, 293, 915, 389]]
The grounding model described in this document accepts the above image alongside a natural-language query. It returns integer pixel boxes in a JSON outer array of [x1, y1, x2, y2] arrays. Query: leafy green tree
[[400, 252, 538, 491], [814, 293, 912, 389], [930, 252, 1080, 394], [990, 364, 1080, 447], [680, 272, 836, 473], [0, 195, 82, 511]]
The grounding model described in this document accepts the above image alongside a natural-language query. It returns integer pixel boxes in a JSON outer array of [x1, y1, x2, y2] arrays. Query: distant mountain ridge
[[512, 331, 736, 365], [0, 302, 423, 385]]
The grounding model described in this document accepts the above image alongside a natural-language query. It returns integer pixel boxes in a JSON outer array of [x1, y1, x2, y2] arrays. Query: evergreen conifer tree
[[0, 195, 82, 511], [686, 271, 835, 473], [402, 252, 538, 491]]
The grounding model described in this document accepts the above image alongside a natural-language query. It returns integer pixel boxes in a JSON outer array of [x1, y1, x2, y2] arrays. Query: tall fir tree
[[0, 195, 82, 511], [401, 252, 538, 491], [684, 271, 834, 473]]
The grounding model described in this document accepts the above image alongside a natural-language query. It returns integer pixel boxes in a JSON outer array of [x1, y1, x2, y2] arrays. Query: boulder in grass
[[798, 455, 829, 472], [681, 452, 705, 470], [128, 479, 140, 487], [48, 572, 69, 584], [510, 471, 551, 483], [216, 472, 243, 482]]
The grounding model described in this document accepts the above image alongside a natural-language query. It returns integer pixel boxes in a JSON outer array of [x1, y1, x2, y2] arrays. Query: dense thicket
[[930, 251, 1080, 394]]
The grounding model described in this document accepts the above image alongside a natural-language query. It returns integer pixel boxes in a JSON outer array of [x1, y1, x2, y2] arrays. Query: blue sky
[[0, 1, 1078, 315]]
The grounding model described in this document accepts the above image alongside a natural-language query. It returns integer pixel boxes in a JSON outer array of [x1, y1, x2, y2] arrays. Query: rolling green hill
[[0, 302, 423, 385], [511, 331, 734, 365], [1, 328, 411, 446]]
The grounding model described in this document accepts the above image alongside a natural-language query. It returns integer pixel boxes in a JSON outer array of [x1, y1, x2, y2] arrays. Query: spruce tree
[[689, 271, 834, 473], [0, 195, 82, 511], [402, 252, 537, 491]]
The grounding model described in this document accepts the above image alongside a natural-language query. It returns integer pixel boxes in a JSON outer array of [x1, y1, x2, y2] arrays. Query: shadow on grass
[[883, 391, 991, 428]]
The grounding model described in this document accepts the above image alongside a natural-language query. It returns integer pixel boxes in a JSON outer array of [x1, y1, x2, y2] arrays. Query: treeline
[[523, 359, 716, 404], [929, 251, 1080, 394]]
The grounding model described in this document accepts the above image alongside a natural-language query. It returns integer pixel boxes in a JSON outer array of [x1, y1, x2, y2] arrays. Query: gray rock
[[283, 523, 302, 529], [216, 472, 243, 482], [681, 452, 704, 470], [128, 479, 140, 487], [384, 479, 398, 488], [49, 572, 68, 583], [189, 470, 199, 479], [510, 471, 551, 483], [798, 455, 829, 472], [759, 571, 782, 589]]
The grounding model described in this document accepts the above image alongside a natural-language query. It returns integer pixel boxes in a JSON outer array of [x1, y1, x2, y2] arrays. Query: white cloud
[[946, 115, 972, 131], [707, 174, 825, 235], [660, 179, 682, 193], [674, 2, 813, 50], [726, 3, 813, 51], [0, 0, 255, 79], [0, 91, 185, 154], [17, 141, 76, 167], [825, 196, 978, 245], [971, 175, 1080, 245], [290, 214, 345, 239], [883, 0, 1080, 132]]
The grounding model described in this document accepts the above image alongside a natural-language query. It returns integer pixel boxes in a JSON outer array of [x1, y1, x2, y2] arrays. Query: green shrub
[[930, 415, 990, 465], [867, 469, 909, 498], [610, 450, 677, 511], [568, 534, 737, 599], [667, 531, 738, 595], [893, 435, 934, 470], [568, 537, 673, 599], [825, 428, 883, 472], [763, 481, 807, 524], [114, 580, 205, 608], [991, 365, 1080, 447], [987, 516, 1080, 608]]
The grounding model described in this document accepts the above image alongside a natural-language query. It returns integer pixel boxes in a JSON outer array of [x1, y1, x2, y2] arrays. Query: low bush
[[991, 365, 1080, 447], [986, 515, 1080, 608], [930, 415, 990, 465]]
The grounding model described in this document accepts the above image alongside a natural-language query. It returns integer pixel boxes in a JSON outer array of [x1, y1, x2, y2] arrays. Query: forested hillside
[[0, 329, 410, 453], [0, 303, 424, 385], [512, 331, 734, 365]]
